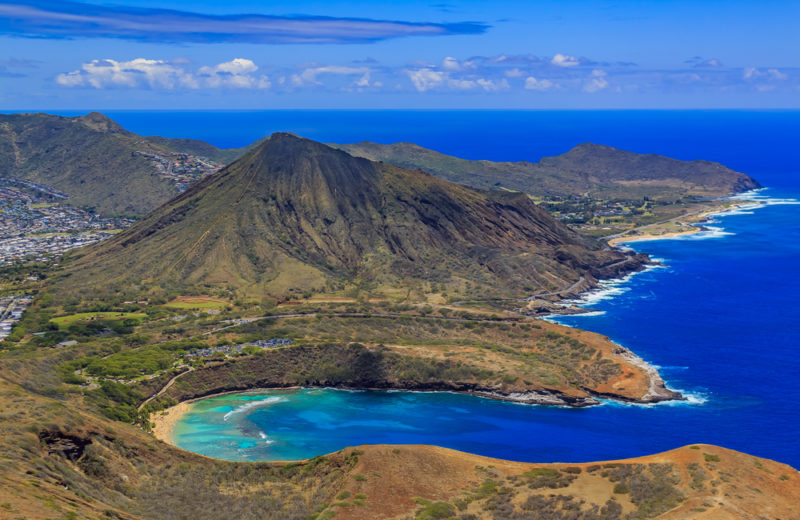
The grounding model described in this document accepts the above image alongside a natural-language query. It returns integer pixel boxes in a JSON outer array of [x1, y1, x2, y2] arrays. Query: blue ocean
[[80, 110, 798, 466]]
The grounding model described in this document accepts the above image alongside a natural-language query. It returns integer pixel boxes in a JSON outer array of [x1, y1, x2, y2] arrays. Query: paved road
[[138, 366, 194, 411]]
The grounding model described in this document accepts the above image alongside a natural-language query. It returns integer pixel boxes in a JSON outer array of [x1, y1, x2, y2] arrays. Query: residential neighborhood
[[186, 338, 294, 359], [0, 177, 136, 266], [0, 295, 31, 342], [133, 150, 223, 192]]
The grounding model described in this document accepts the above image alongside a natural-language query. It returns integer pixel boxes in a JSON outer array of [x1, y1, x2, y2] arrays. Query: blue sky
[[0, 0, 798, 109]]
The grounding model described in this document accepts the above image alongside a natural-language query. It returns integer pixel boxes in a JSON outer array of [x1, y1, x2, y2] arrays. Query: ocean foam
[[560, 263, 665, 308], [599, 389, 709, 408], [572, 310, 607, 317], [669, 225, 734, 240], [729, 188, 799, 205], [223, 396, 286, 421]]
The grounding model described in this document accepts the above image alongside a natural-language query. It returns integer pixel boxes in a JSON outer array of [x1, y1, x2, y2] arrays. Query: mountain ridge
[[333, 140, 760, 200], [0, 112, 249, 215], [1, 112, 760, 218], [60, 132, 646, 301]]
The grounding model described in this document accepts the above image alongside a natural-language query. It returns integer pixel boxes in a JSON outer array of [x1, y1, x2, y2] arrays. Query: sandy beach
[[607, 227, 703, 246], [150, 400, 192, 444]]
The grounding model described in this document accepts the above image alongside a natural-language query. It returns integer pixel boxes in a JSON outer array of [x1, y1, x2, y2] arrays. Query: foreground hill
[[0, 377, 797, 520], [60, 133, 646, 301], [0, 112, 245, 215], [334, 141, 760, 200]]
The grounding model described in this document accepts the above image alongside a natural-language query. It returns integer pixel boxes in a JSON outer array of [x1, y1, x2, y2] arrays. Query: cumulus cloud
[[551, 53, 581, 67], [744, 67, 788, 81], [743, 67, 759, 79], [447, 78, 476, 90], [56, 58, 270, 90], [441, 56, 476, 71], [406, 65, 507, 93], [768, 68, 788, 80], [198, 58, 270, 89], [583, 69, 609, 92], [476, 78, 509, 91], [0, 0, 488, 44], [291, 65, 373, 89], [55, 52, 798, 98], [407, 68, 444, 91], [524, 76, 555, 91]]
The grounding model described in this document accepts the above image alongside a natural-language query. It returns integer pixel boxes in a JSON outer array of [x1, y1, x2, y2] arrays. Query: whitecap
[[257, 431, 276, 444]]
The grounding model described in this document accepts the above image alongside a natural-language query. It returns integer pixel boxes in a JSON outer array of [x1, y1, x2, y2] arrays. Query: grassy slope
[[336, 444, 800, 520], [333, 141, 760, 200]]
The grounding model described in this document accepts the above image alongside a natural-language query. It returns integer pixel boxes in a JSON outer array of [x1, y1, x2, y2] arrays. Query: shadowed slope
[[61, 133, 645, 300]]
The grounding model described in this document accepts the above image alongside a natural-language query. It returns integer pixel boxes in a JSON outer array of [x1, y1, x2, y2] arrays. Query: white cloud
[[55, 70, 84, 87], [583, 69, 609, 92], [524, 76, 555, 91], [407, 68, 444, 91], [768, 68, 788, 80], [197, 58, 270, 89], [292, 65, 371, 88], [441, 56, 476, 71], [505, 68, 525, 78], [744, 67, 788, 82], [442, 56, 461, 71], [56, 58, 193, 89], [551, 53, 581, 67], [56, 58, 270, 90], [447, 78, 476, 90], [476, 78, 509, 91]]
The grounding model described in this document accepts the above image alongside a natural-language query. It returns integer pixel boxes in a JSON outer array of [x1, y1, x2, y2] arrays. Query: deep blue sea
[[75, 110, 798, 466]]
